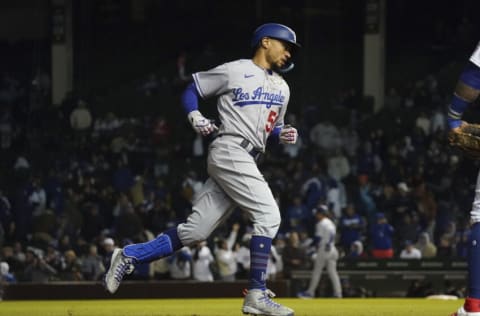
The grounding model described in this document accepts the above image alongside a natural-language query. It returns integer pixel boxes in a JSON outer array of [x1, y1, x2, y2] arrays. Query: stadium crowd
[[0, 46, 479, 292]]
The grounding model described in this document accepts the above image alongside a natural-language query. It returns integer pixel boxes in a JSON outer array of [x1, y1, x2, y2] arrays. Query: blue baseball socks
[[123, 227, 183, 263], [249, 235, 272, 290], [465, 223, 480, 312]]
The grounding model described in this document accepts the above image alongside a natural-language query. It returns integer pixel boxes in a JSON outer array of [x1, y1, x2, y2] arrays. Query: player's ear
[[260, 37, 270, 48]]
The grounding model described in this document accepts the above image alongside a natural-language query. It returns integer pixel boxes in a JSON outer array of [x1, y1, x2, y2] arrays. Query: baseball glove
[[448, 122, 480, 159]]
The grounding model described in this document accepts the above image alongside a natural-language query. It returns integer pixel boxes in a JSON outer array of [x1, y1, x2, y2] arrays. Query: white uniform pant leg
[[307, 249, 326, 295], [177, 178, 234, 246], [326, 248, 342, 298], [471, 169, 480, 223], [207, 139, 281, 238]]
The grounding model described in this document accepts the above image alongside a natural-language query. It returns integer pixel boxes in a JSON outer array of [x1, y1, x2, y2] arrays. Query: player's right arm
[[181, 82, 218, 136], [181, 63, 230, 136]]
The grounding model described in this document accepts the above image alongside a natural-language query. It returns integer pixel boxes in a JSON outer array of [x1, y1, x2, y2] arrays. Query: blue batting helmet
[[251, 23, 300, 48], [251, 23, 300, 73]]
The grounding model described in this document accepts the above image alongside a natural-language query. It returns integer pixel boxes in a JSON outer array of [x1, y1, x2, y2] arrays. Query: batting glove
[[279, 125, 298, 144], [187, 110, 218, 136]]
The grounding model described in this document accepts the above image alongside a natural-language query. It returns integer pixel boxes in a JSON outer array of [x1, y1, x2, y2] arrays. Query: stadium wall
[[2, 260, 467, 299]]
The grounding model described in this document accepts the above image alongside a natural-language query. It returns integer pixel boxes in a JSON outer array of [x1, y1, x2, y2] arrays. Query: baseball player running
[[449, 41, 480, 316], [297, 205, 342, 299], [104, 23, 300, 316]]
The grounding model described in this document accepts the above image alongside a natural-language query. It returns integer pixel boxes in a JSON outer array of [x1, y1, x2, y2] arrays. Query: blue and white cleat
[[242, 289, 294, 316], [104, 248, 135, 294]]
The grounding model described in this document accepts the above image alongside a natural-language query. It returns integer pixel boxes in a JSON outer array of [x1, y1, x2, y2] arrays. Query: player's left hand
[[279, 125, 298, 144]]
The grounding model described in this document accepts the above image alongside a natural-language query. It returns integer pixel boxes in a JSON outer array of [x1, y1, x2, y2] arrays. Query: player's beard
[[273, 58, 294, 73]]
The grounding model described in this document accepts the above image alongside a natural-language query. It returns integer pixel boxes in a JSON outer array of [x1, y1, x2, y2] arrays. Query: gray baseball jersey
[[192, 59, 290, 151], [177, 59, 291, 245], [471, 41, 480, 67]]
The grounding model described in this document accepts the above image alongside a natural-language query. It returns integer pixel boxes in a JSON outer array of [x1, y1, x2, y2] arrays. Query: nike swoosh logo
[[244, 74, 254, 78]]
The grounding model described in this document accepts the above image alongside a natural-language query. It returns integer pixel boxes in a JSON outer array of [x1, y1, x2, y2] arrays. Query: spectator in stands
[[346, 240, 368, 259], [192, 241, 215, 282], [300, 162, 328, 211], [413, 179, 437, 237], [44, 242, 62, 272], [355, 141, 378, 177], [327, 148, 351, 182], [168, 246, 192, 280], [415, 111, 431, 136], [390, 181, 416, 229], [112, 161, 135, 194], [139, 73, 160, 97], [384, 87, 402, 111], [101, 238, 115, 270], [309, 121, 342, 154], [60, 249, 83, 281], [23, 248, 57, 282], [339, 204, 366, 253], [69, 99, 92, 141], [28, 177, 47, 216], [355, 174, 377, 224], [284, 196, 310, 232], [399, 240, 422, 259], [235, 234, 251, 280], [93, 112, 122, 138], [0, 189, 13, 245], [1, 246, 21, 278], [113, 202, 144, 242], [282, 231, 308, 278], [395, 213, 421, 251], [214, 223, 239, 281], [415, 232, 437, 259], [81, 244, 105, 281], [369, 213, 394, 259], [31, 67, 51, 99], [81, 203, 106, 243], [430, 106, 446, 134], [436, 234, 455, 259], [340, 126, 360, 159], [151, 116, 171, 146]]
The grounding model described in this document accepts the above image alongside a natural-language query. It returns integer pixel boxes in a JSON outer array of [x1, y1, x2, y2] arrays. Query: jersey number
[[265, 110, 278, 132]]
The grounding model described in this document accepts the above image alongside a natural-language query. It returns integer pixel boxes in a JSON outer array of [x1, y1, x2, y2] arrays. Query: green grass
[[0, 298, 461, 316]]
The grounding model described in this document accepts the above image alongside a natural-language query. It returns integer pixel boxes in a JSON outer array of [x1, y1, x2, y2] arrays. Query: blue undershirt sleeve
[[270, 126, 281, 142], [459, 62, 480, 90], [181, 82, 200, 114], [448, 62, 480, 129]]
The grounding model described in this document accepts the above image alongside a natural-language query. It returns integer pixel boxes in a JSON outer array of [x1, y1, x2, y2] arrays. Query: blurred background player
[[448, 41, 480, 316], [297, 204, 342, 298], [104, 22, 300, 316]]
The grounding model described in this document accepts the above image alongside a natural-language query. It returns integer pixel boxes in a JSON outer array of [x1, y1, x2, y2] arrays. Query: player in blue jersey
[[449, 41, 480, 316], [104, 23, 300, 316]]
